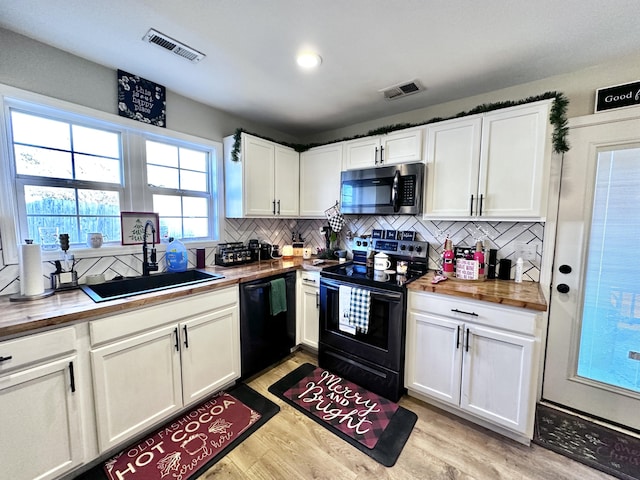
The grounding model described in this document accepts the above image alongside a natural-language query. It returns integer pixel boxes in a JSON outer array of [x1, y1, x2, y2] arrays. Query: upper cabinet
[[299, 143, 343, 217], [224, 133, 299, 218], [344, 127, 423, 170], [424, 100, 552, 220]]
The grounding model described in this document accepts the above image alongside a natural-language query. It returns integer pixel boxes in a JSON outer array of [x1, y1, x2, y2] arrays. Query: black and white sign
[[117, 69, 166, 127], [595, 80, 640, 113]]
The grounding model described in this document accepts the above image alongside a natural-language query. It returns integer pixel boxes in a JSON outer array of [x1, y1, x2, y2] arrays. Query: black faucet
[[142, 220, 158, 276]]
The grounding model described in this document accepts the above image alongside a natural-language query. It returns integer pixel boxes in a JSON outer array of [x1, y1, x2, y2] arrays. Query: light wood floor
[[201, 350, 613, 480]]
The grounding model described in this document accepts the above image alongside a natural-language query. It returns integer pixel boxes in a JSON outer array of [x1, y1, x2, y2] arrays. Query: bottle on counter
[[515, 257, 524, 283], [474, 241, 485, 276], [442, 238, 454, 277]]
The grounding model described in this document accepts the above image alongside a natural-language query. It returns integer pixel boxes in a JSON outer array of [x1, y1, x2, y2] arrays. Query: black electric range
[[320, 261, 427, 292]]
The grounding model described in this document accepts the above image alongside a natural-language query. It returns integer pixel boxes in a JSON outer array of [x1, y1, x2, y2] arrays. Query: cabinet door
[[299, 285, 320, 349], [274, 145, 300, 216], [180, 305, 240, 405], [299, 144, 343, 217], [478, 102, 550, 218], [424, 115, 482, 217], [91, 325, 182, 452], [0, 356, 83, 480], [243, 135, 276, 216], [460, 324, 535, 435], [381, 128, 423, 166], [406, 311, 463, 406], [344, 137, 380, 169]]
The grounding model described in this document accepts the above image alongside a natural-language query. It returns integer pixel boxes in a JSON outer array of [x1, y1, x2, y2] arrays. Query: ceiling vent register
[[142, 29, 205, 63], [380, 80, 424, 100]]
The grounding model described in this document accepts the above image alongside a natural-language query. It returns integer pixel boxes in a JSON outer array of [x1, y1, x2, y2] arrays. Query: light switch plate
[[515, 242, 537, 261]]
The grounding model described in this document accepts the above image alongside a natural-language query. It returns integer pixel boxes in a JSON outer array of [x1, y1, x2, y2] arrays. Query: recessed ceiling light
[[296, 52, 322, 69]]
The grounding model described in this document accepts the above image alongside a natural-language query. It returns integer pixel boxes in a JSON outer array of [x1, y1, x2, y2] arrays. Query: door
[[0, 356, 83, 480], [91, 325, 183, 451], [381, 128, 423, 166], [274, 145, 299, 216], [243, 135, 275, 216], [344, 136, 380, 169], [543, 107, 640, 430], [299, 144, 342, 217], [180, 306, 240, 405]]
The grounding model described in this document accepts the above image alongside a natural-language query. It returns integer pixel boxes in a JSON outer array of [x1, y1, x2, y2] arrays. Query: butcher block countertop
[[0, 257, 337, 339], [408, 271, 548, 312], [1, 259, 547, 339]]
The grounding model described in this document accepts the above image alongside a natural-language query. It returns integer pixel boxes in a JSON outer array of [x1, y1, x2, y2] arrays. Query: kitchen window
[[145, 139, 212, 240], [0, 89, 221, 262]]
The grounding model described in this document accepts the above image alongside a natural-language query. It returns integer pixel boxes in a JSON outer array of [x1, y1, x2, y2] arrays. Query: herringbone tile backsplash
[[0, 215, 543, 296]]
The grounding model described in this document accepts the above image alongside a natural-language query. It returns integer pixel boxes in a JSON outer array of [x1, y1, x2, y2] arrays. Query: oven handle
[[320, 278, 402, 302]]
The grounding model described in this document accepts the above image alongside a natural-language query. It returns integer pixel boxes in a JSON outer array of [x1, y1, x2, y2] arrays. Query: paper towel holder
[[10, 239, 55, 302]]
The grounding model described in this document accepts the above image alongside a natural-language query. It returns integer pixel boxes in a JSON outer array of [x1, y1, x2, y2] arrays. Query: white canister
[[302, 247, 312, 259], [374, 252, 392, 271]]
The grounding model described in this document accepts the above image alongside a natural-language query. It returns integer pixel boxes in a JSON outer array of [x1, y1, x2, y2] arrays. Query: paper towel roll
[[20, 243, 45, 296]]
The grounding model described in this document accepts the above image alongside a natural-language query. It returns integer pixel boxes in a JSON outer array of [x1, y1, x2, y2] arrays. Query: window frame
[[0, 84, 224, 265]]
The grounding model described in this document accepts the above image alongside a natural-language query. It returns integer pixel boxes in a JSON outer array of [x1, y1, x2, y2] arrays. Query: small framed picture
[[120, 212, 160, 245]]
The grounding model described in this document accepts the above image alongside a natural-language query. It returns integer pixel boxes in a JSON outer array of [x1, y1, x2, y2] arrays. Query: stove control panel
[[352, 236, 428, 260]]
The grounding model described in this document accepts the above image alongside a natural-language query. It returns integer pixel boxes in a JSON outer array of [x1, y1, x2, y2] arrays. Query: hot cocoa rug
[[76, 384, 278, 480], [268, 362, 417, 467]]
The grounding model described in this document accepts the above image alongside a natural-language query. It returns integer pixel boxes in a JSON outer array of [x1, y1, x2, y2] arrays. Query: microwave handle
[[391, 170, 400, 212]]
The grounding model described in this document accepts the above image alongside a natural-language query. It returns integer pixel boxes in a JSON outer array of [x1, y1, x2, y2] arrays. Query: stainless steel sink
[[80, 270, 225, 302]]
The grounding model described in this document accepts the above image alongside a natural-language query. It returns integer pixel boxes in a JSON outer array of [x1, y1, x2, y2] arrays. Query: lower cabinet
[[0, 327, 85, 480], [297, 270, 320, 349], [89, 286, 240, 452], [406, 291, 540, 442]]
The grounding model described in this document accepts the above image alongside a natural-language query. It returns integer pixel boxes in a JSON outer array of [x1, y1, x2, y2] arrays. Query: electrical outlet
[[515, 242, 537, 261]]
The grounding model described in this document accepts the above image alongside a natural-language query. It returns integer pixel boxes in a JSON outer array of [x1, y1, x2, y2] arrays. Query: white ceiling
[[2, 0, 640, 137]]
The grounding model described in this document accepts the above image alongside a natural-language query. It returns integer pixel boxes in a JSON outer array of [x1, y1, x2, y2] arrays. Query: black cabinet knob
[[557, 283, 570, 294], [559, 265, 572, 274]]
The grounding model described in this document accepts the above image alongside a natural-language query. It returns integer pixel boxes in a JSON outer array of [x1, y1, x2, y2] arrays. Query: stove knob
[[362, 241, 368, 247], [400, 245, 407, 251], [415, 246, 422, 253], [356, 240, 362, 247], [408, 245, 414, 252]]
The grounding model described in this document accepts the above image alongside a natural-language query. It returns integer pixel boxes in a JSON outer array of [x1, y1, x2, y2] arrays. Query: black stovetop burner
[[321, 261, 427, 291]]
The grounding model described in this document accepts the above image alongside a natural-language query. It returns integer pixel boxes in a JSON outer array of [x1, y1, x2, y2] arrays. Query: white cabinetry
[[297, 270, 320, 349], [344, 127, 423, 170], [89, 287, 240, 452], [224, 133, 299, 217], [299, 143, 343, 217], [424, 100, 552, 219], [406, 291, 540, 442], [0, 327, 85, 480]]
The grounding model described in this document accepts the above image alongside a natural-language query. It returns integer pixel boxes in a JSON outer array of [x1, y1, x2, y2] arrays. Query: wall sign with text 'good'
[[595, 80, 640, 113], [117, 69, 166, 127]]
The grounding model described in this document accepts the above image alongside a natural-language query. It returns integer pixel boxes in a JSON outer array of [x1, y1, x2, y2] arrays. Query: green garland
[[230, 91, 569, 161]]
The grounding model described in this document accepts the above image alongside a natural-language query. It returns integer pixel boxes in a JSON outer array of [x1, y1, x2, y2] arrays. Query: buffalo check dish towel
[[349, 287, 371, 334]]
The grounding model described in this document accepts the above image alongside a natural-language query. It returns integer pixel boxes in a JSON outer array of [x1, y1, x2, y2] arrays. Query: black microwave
[[340, 162, 424, 215]]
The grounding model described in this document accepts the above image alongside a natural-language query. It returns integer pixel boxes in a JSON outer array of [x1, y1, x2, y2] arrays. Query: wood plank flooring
[[200, 350, 614, 480]]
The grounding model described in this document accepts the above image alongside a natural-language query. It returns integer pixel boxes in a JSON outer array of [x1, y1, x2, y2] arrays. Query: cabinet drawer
[[90, 286, 239, 346], [299, 270, 320, 287], [409, 291, 539, 336], [0, 327, 76, 372]]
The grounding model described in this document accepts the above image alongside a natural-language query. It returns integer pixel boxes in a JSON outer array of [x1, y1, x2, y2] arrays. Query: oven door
[[319, 277, 406, 371]]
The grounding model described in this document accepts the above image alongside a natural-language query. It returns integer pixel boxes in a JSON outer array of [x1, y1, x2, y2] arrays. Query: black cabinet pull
[[479, 194, 484, 216], [69, 361, 76, 393], [374, 147, 379, 165], [465, 328, 470, 352], [316, 292, 320, 308], [183, 325, 189, 348], [277, 200, 281, 215], [380, 145, 384, 164], [0, 355, 12, 362], [272, 200, 276, 215], [174, 327, 179, 351], [451, 308, 478, 316], [470, 194, 474, 216], [456, 325, 461, 349]]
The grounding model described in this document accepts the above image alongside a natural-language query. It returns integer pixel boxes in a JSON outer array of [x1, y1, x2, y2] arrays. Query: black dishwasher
[[239, 271, 296, 379]]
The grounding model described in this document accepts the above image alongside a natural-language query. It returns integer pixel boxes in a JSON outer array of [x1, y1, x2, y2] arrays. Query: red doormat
[[103, 390, 261, 480], [283, 366, 398, 449], [269, 363, 417, 467]]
